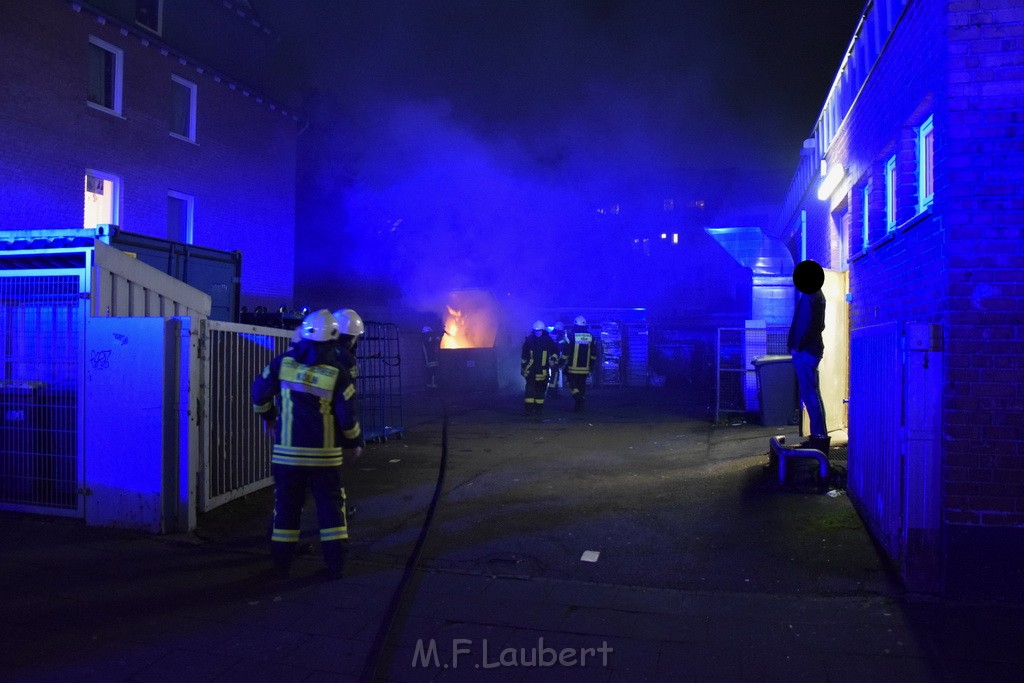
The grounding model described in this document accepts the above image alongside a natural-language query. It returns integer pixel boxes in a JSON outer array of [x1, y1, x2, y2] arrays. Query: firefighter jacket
[[422, 331, 442, 367], [252, 339, 363, 467], [564, 327, 598, 375], [521, 331, 559, 382]]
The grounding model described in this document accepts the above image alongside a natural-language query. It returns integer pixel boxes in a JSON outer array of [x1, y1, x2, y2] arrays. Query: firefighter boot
[[322, 540, 347, 580]]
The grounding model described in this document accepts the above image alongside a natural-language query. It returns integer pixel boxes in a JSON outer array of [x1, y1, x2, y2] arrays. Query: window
[[861, 179, 871, 251], [170, 75, 197, 141], [917, 115, 934, 212], [167, 192, 194, 243], [84, 170, 120, 229], [135, 0, 162, 35], [885, 155, 897, 232], [87, 36, 123, 114]]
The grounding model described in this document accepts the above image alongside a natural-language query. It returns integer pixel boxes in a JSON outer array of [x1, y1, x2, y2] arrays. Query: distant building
[[775, 0, 1024, 599], [0, 0, 300, 309]]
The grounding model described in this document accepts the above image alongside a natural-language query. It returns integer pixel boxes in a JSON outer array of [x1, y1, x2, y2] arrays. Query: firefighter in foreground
[[564, 315, 599, 411], [521, 320, 560, 416], [252, 309, 363, 579]]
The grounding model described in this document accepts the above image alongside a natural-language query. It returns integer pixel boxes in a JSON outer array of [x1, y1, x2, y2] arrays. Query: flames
[[439, 292, 497, 349]]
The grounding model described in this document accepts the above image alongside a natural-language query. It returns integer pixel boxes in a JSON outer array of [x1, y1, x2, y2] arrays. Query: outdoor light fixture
[[817, 162, 846, 201]]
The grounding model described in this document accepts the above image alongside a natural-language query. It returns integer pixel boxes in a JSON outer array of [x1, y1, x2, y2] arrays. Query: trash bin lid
[[751, 355, 792, 366]]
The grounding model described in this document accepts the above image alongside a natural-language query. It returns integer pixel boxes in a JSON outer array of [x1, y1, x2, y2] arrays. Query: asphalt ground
[[2, 386, 1024, 681]]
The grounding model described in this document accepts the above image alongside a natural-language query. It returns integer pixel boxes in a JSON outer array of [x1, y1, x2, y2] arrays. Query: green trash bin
[[751, 355, 798, 426]]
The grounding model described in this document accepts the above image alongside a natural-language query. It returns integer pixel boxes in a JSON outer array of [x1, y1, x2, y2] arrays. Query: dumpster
[[751, 355, 798, 426]]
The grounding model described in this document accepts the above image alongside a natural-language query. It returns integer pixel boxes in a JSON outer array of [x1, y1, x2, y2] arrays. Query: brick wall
[[0, 0, 297, 308], [944, 0, 1024, 528]]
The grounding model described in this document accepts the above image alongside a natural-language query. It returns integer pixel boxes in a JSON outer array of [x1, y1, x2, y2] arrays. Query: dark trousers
[[566, 372, 589, 407], [271, 463, 348, 573], [524, 374, 548, 411], [791, 350, 827, 436]]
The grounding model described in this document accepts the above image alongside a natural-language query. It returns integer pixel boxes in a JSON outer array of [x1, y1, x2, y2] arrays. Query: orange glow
[[439, 291, 498, 349]]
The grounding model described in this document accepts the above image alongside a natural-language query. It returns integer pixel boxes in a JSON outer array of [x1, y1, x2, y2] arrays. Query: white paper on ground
[[580, 550, 600, 562]]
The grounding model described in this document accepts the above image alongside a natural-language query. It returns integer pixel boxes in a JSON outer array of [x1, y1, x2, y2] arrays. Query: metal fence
[[358, 321, 404, 442], [200, 320, 291, 511], [0, 272, 84, 516], [715, 326, 789, 422], [199, 319, 405, 512]]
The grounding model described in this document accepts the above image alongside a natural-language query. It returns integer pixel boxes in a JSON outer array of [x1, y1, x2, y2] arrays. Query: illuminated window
[[87, 36, 123, 114], [135, 0, 162, 34], [917, 115, 934, 212], [861, 179, 871, 251], [167, 191, 194, 243], [170, 75, 197, 142], [84, 170, 120, 228], [885, 155, 897, 232]]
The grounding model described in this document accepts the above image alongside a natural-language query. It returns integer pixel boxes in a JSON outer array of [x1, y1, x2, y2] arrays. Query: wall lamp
[[817, 162, 846, 201]]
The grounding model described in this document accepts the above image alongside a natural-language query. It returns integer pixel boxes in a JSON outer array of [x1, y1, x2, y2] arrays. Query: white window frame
[[83, 169, 122, 229], [861, 179, 871, 251], [917, 115, 934, 213], [885, 155, 897, 233], [170, 75, 197, 142], [135, 0, 163, 35], [87, 36, 123, 116], [167, 191, 194, 244]]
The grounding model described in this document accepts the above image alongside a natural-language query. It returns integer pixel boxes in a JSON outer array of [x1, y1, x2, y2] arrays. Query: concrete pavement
[[2, 387, 1023, 681]]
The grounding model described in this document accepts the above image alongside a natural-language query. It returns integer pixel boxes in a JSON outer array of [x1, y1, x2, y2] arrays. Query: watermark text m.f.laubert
[[412, 637, 613, 670]]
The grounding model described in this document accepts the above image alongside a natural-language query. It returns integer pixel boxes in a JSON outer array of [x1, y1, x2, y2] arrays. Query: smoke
[[276, 0, 864, 324]]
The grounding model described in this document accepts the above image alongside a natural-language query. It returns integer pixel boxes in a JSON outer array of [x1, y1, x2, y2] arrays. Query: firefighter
[[332, 308, 364, 379], [548, 321, 568, 397], [521, 320, 559, 416], [252, 309, 364, 580], [421, 325, 443, 389], [564, 315, 598, 411]]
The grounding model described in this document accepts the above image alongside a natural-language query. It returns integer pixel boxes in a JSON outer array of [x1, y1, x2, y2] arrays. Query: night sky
[[254, 1, 867, 322]]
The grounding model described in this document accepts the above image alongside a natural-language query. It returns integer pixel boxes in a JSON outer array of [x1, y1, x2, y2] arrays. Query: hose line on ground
[[361, 410, 449, 681]]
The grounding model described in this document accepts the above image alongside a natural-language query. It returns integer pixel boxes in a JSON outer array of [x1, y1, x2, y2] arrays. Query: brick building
[[0, 0, 299, 308], [775, 0, 1024, 599]]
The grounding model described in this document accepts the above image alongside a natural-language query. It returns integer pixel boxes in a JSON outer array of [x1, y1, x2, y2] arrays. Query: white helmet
[[332, 308, 365, 337], [301, 309, 340, 342], [532, 320, 545, 331], [574, 315, 587, 326], [554, 321, 564, 331], [422, 326, 432, 334]]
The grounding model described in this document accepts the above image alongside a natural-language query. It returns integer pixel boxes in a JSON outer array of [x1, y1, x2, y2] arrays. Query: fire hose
[[361, 410, 449, 680]]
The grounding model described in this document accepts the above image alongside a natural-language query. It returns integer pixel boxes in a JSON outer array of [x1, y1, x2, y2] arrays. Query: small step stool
[[769, 434, 829, 485]]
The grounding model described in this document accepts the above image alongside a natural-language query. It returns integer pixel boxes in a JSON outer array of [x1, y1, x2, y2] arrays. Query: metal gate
[[848, 321, 902, 559], [0, 271, 85, 517], [200, 320, 290, 511], [198, 319, 405, 512]]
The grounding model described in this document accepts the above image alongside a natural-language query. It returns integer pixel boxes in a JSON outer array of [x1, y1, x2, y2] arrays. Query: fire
[[439, 293, 497, 349], [441, 306, 467, 349]]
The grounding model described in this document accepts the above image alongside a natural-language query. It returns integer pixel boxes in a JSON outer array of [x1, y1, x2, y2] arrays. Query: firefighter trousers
[[271, 463, 348, 575]]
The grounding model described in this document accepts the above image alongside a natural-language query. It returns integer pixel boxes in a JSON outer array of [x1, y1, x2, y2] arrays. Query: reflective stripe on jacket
[[252, 340, 363, 467]]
